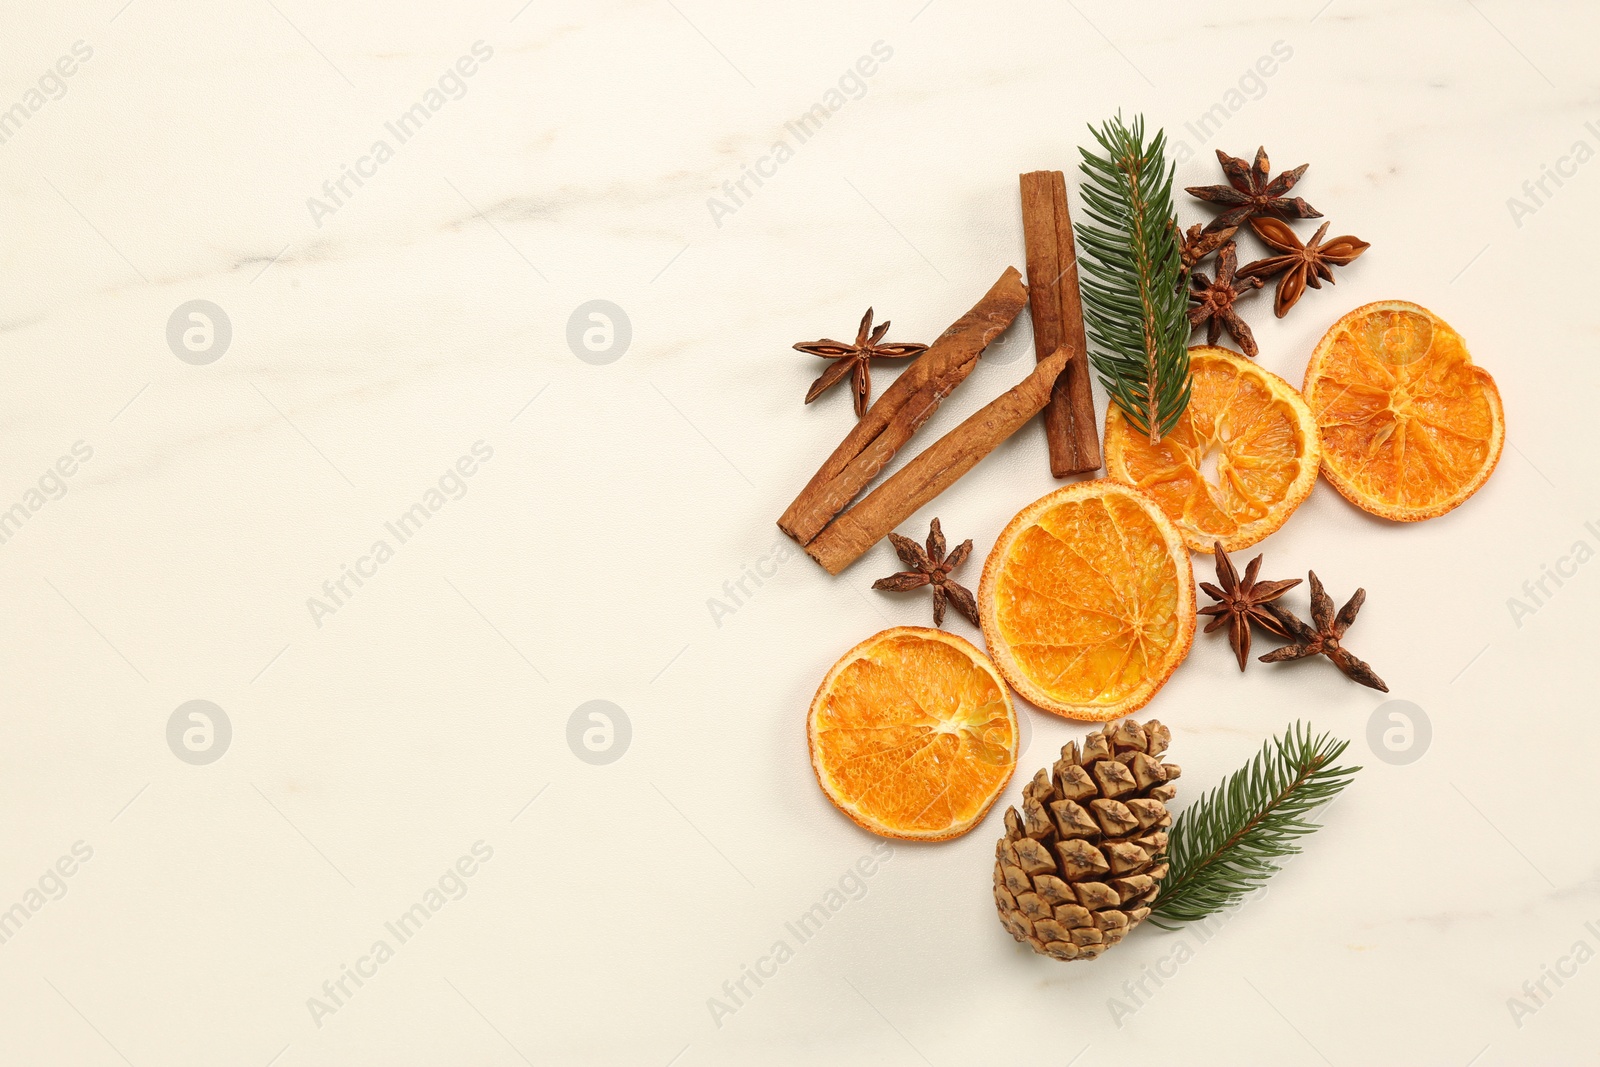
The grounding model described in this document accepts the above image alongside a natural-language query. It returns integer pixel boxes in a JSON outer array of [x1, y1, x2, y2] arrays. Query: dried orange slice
[[1104, 346, 1320, 553], [1304, 300, 1504, 521], [978, 480, 1194, 721], [808, 627, 1016, 841]]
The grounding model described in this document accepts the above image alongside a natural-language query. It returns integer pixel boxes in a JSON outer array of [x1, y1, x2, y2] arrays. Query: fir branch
[[1149, 722, 1360, 929], [1075, 113, 1191, 444]]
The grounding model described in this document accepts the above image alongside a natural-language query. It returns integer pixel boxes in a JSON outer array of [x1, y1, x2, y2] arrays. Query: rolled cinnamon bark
[[1020, 170, 1101, 477], [778, 267, 1028, 546], [804, 347, 1070, 575]]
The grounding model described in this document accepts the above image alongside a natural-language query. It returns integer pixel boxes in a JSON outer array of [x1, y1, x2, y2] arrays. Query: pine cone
[[993, 718, 1180, 961]]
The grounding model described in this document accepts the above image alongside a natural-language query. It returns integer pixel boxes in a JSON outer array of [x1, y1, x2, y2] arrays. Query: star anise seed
[[1236, 218, 1371, 318], [872, 518, 978, 629], [1198, 541, 1301, 671], [1186, 146, 1322, 235], [1188, 241, 1265, 358], [1258, 571, 1388, 692], [794, 308, 928, 418]]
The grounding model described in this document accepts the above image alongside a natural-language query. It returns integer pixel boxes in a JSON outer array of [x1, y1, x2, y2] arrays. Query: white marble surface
[[1, 0, 1596, 1063]]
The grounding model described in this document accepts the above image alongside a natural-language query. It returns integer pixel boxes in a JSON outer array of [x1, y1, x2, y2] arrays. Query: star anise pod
[[794, 308, 928, 418], [1186, 147, 1322, 235], [1198, 541, 1301, 671], [1188, 241, 1265, 358], [1178, 222, 1237, 277], [872, 518, 978, 628], [1237, 218, 1371, 318], [1259, 571, 1388, 692]]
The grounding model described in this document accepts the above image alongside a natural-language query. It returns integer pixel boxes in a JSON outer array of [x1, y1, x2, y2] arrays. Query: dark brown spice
[[872, 518, 978, 628], [1237, 218, 1371, 318], [1178, 222, 1237, 277], [795, 308, 928, 418], [1259, 572, 1389, 692], [1198, 541, 1301, 672], [1187, 242, 1265, 358], [1186, 147, 1321, 235]]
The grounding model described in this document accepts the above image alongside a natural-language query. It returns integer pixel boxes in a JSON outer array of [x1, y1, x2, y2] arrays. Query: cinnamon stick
[[778, 267, 1028, 546], [804, 347, 1070, 575], [1020, 170, 1101, 477]]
